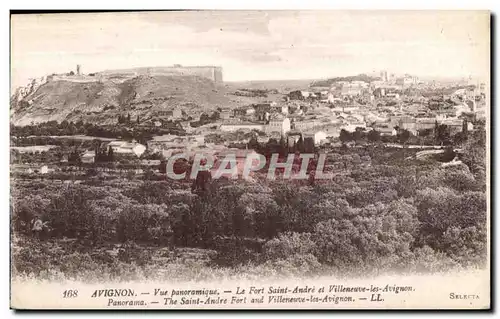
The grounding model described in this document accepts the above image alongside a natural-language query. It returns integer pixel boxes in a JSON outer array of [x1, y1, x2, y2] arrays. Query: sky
[[11, 10, 490, 89]]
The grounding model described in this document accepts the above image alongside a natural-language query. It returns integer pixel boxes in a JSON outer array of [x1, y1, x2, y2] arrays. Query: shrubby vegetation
[[9, 119, 486, 279], [11, 126, 487, 281]]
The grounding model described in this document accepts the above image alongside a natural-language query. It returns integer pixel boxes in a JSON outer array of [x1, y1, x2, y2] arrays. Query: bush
[[410, 245, 461, 273], [10, 140, 488, 279], [313, 212, 415, 271]]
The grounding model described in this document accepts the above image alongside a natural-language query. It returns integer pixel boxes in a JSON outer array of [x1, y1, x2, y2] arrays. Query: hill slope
[[11, 75, 230, 126]]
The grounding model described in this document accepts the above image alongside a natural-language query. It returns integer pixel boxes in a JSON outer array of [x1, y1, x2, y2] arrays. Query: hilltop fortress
[[99, 65, 223, 83], [45, 65, 223, 84]]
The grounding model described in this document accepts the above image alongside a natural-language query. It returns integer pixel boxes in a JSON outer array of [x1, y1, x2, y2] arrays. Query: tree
[[93, 139, 102, 150], [107, 146, 114, 162], [68, 148, 81, 164], [199, 113, 210, 124], [158, 160, 167, 174], [397, 129, 411, 145], [127, 113, 131, 124], [339, 129, 352, 145], [304, 137, 315, 153], [352, 127, 365, 143], [279, 135, 287, 155], [416, 187, 486, 253], [210, 111, 220, 121], [296, 135, 304, 153], [136, 116, 140, 125], [435, 124, 451, 146], [263, 232, 318, 262], [248, 135, 260, 151]]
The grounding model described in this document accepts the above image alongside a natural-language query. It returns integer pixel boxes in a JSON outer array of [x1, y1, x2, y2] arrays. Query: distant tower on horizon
[[77, 64, 81, 76]]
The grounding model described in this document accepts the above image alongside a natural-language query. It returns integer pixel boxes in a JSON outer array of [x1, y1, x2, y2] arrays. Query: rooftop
[[82, 150, 96, 157], [220, 121, 262, 126]]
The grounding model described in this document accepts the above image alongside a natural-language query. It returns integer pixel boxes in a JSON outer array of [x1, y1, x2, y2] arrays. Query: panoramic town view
[[10, 11, 489, 283]]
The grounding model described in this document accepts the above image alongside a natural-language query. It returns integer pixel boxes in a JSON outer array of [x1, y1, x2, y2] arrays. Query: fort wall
[[46, 75, 102, 83], [98, 66, 223, 83], [44, 66, 223, 84]]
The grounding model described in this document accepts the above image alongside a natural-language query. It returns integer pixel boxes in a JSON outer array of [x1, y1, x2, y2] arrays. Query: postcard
[[10, 10, 490, 310]]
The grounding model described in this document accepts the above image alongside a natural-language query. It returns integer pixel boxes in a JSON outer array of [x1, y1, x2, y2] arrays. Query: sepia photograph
[[9, 10, 490, 309]]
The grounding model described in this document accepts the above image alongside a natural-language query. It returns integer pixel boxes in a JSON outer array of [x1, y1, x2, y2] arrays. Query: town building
[[172, 108, 183, 119], [340, 86, 362, 97], [330, 105, 361, 113], [140, 159, 162, 166], [220, 122, 265, 132], [386, 92, 400, 100], [396, 74, 418, 86], [213, 149, 263, 179], [271, 104, 289, 114], [442, 119, 474, 134], [434, 108, 459, 119], [300, 91, 314, 99], [380, 70, 388, 82], [416, 118, 438, 131], [148, 135, 205, 153], [233, 107, 249, 117], [341, 122, 367, 133], [287, 132, 302, 150], [266, 115, 291, 135], [327, 92, 343, 104], [107, 141, 146, 157], [293, 119, 319, 131], [179, 121, 193, 132], [344, 114, 365, 124], [322, 124, 341, 138], [220, 109, 232, 120], [257, 136, 270, 144], [303, 131, 328, 146], [256, 111, 270, 122], [390, 116, 417, 134], [372, 124, 397, 136]]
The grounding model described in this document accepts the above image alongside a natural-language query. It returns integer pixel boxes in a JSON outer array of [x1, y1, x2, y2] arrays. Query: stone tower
[[77, 64, 81, 75]]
